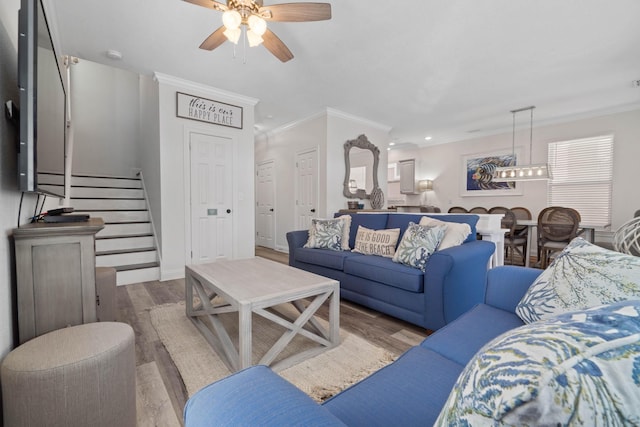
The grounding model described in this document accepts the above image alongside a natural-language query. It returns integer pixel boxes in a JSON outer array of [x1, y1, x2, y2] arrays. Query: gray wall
[[71, 60, 140, 177]]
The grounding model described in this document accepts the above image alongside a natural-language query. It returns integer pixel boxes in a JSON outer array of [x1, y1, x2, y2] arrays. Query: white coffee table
[[185, 257, 340, 372]]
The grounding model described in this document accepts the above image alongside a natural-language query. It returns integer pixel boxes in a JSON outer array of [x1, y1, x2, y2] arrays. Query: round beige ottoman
[[1, 322, 135, 427]]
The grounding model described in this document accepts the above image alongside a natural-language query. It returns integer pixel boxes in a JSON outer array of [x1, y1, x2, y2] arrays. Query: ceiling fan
[[183, 0, 332, 62]]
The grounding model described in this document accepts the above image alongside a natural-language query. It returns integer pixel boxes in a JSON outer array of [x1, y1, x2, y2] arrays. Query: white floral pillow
[[435, 300, 640, 426], [418, 216, 471, 249], [303, 219, 344, 251], [515, 237, 640, 324], [392, 222, 445, 271]]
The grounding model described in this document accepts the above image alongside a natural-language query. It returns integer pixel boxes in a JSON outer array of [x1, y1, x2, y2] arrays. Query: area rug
[[150, 302, 395, 402]]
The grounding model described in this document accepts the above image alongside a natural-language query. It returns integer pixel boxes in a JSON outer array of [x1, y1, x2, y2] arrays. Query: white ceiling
[[47, 0, 640, 146]]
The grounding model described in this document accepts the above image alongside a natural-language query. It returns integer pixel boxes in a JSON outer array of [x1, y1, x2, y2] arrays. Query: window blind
[[547, 135, 613, 227]]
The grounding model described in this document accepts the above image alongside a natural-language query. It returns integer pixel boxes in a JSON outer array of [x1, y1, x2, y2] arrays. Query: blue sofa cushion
[[335, 213, 389, 249], [295, 247, 362, 270], [421, 303, 524, 366], [344, 255, 424, 292], [323, 346, 464, 427], [184, 365, 347, 426]]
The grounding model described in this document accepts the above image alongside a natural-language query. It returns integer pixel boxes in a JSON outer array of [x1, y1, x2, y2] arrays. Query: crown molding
[[326, 107, 392, 132], [153, 72, 259, 106], [263, 110, 327, 136], [264, 107, 392, 137]]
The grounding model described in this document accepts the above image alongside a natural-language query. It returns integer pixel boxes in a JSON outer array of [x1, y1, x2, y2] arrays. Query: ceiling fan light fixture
[[246, 29, 264, 47], [222, 9, 242, 29], [248, 14, 267, 36], [223, 27, 241, 44]]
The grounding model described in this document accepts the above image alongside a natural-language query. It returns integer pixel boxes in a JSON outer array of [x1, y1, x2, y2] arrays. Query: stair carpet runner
[[68, 174, 160, 286]]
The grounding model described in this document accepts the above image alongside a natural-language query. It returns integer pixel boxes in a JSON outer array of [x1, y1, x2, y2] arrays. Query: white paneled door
[[189, 132, 233, 264], [256, 160, 275, 249], [295, 149, 319, 230]]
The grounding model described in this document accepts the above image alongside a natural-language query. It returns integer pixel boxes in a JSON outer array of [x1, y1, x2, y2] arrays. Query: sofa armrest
[[485, 266, 542, 313], [286, 230, 309, 266], [184, 366, 346, 427], [424, 240, 495, 329]]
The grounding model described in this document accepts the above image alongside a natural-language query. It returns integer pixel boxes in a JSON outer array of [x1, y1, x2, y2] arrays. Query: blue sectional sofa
[[287, 213, 495, 330], [183, 266, 543, 426]]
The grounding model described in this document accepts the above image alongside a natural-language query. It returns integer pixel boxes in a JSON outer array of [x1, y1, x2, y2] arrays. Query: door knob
[[270, 208, 274, 212], [310, 209, 316, 213], [226, 209, 231, 214]]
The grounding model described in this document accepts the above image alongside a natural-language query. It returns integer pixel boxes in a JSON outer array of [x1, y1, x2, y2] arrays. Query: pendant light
[[492, 106, 550, 182]]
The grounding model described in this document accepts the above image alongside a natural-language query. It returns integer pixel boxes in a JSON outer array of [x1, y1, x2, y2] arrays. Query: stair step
[[76, 211, 150, 222], [96, 247, 156, 256], [38, 173, 64, 185], [116, 265, 160, 286], [71, 175, 142, 189], [71, 198, 147, 210], [115, 261, 159, 272], [71, 186, 144, 199], [96, 233, 153, 240], [97, 223, 152, 237], [96, 249, 158, 267], [95, 235, 155, 252]]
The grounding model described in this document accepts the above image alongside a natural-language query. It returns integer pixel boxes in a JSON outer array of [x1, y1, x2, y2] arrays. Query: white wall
[[138, 75, 162, 251], [155, 74, 257, 280], [255, 109, 390, 251], [389, 108, 640, 232], [71, 60, 140, 177]]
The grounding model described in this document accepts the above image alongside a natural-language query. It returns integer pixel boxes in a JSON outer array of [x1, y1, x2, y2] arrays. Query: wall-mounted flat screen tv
[[18, 0, 66, 198]]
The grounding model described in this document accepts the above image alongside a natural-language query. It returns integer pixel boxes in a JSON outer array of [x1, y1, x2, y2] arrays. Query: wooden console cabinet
[[13, 218, 104, 344]]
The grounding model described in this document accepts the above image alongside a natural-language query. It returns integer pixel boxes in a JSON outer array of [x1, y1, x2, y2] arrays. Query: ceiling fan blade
[[262, 29, 294, 62], [182, 0, 227, 12], [259, 3, 331, 22], [199, 26, 227, 50]]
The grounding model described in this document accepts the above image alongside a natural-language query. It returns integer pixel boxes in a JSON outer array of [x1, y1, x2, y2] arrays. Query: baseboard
[[160, 268, 184, 281]]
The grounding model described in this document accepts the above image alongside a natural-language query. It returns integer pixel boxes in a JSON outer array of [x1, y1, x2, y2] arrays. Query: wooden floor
[[119, 247, 429, 426]]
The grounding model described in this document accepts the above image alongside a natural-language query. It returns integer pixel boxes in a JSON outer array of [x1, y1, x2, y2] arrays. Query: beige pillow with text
[[352, 226, 400, 258]]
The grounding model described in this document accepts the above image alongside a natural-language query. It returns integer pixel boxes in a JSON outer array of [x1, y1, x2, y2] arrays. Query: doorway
[[256, 159, 276, 249], [187, 131, 234, 264], [295, 148, 319, 230]]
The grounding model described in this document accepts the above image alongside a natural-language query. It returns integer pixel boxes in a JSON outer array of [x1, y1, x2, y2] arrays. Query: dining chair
[[447, 207, 468, 213], [468, 207, 489, 214], [511, 207, 532, 236], [488, 207, 527, 265], [537, 206, 581, 268], [420, 206, 441, 213]]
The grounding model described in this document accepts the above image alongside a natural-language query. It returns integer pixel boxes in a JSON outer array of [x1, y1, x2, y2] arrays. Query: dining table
[[516, 219, 605, 267]]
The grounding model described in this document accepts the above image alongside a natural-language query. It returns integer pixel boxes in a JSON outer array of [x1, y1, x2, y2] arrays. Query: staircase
[[70, 174, 160, 286]]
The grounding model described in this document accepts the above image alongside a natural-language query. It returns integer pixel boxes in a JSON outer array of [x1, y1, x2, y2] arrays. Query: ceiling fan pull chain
[[243, 25, 247, 64]]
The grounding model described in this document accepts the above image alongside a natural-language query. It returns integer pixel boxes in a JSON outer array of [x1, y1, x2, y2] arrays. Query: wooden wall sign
[[176, 92, 243, 129]]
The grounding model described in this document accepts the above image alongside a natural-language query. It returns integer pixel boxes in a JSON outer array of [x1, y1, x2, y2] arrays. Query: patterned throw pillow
[[418, 216, 471, 249], [335, 215, 352, 250], [303, 219, 344, 251], [392, 222, 445, 271], [352, 226, 400, 258], [435, 300, 640, 426], [515, 237, 640, 324]]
